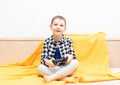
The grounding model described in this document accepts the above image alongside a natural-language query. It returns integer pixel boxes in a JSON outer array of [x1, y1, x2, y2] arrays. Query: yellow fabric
[[0, 32, 120, 85]]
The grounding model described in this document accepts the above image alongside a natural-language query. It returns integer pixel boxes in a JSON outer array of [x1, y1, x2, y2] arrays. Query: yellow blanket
[[0, 32, 120, 85]]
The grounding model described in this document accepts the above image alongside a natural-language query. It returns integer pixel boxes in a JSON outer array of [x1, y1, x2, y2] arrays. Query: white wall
[[0, 0, 120, 39]]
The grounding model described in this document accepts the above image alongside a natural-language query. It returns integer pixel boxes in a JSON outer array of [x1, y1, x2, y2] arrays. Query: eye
[[60, 24, 64, 27], [53, 24, 58, 26]]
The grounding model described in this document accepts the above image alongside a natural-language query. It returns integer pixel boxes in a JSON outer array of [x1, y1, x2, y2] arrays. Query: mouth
[[55, 30, 61, 32]]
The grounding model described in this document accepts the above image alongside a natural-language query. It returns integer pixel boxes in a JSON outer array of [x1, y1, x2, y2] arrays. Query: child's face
[[50, 18, 66, 36]]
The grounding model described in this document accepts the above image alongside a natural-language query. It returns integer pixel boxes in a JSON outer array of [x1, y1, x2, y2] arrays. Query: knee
[[71, 59, 79, 68], [37, 65, 41, 72], [37, 64, 47, 75], [37, 64, 45, 72]]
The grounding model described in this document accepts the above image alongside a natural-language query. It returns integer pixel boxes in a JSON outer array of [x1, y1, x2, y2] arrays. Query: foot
[[44, 75, 55, 83], [72, 74, 79, 78]]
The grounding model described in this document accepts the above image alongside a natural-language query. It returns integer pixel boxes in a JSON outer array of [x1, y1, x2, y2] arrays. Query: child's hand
[[64, 54, 73, 64], [45, 58, 55, 68]]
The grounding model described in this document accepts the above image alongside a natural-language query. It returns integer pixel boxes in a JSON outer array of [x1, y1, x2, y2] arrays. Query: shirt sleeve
[[68, 39, 76, 59], [41, 40, 51, 66]]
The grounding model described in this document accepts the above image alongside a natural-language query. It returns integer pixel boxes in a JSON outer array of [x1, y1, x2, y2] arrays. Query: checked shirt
[[41, 35, 76, 66]]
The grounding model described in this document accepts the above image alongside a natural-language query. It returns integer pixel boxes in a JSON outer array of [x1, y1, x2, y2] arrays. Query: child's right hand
[[45, 58, 55, 68]]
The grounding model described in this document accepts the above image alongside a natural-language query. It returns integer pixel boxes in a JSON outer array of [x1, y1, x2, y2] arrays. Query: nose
[[56, 25, 61, 29]]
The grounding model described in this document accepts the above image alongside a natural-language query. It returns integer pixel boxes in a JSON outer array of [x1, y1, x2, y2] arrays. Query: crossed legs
[[38, 59, 79, 82]]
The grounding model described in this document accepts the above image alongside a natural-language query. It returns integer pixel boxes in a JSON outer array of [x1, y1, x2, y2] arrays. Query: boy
[[38, 15, 79, 83]]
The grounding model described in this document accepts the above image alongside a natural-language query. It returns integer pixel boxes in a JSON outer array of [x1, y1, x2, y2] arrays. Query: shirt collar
[[50, 35, 65, 44]]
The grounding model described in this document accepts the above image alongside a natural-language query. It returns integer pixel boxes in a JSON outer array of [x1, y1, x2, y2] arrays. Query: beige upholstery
[[107, 40, 120, 67], [0, 39, 120, 68]]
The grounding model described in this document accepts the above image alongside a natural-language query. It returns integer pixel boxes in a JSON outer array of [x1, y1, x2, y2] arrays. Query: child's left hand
[[64, 54, 73, 64]]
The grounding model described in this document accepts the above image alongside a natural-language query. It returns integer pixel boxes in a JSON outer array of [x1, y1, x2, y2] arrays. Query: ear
[[49, 24, 52, 30]]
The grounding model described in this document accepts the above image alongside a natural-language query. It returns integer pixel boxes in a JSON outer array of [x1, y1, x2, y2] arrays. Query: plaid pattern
[[41, 35, 76, 66]]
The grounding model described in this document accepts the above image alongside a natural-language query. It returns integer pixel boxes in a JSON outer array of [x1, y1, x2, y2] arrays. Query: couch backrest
[[0, 39, 120, 68]]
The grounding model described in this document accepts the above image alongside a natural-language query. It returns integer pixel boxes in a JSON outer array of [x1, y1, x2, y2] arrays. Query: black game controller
[[52, 57, 68, 65]]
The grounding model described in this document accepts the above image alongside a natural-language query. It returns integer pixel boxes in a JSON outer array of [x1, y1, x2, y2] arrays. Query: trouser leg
[[38, 64, 54, 76], [54, 59, 79, 79], [38, 59, 79, 78]]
